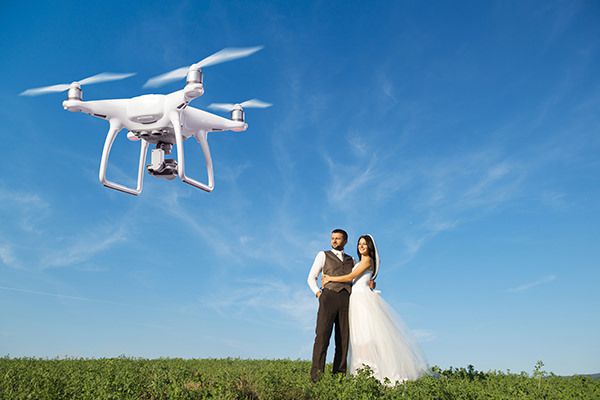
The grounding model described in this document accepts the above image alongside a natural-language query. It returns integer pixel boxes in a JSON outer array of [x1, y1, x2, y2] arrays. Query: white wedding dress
[[348, 266, 428, 384]]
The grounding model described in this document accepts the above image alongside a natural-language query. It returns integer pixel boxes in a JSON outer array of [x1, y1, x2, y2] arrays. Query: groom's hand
[[369, 279, 376, 290]]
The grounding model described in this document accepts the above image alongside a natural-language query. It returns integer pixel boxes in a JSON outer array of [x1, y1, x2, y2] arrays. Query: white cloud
[[201, 278, 317, 331], [40, 223, 128, 269], [377, 70, 397, 103], [0, 185, 131, 270], [347, 133, 370, 157], [391, 217, 458, 266], [0, 186, 49, 233], [325, 153, 377, 206], [0, 188, 47, 207], [160, 188, 243, 261], [412, 329, 437, 343], [540, 190, 569, 211], [0, 244, 19, 269], [159, 185, 322, 271], [0, 284, 127, 306], [508, 275, 557, 293], [320, 139, 528, 268]]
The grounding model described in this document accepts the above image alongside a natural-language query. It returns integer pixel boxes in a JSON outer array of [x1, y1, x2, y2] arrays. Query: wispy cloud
[[377, 68, 398, 104], [417, 150, 526, 212], [40, 223, 128, 269], [508, 275, 557, 293], [0, 185, 49, 234], [539, 190, 569, 211], [157, 177, 322, 272], [200, 277, 317, 331], [324, 152, 377, 207], [412, 329, 437, 343], [536, 0, 583, 52], [0, 186, 48, 268], [395, 217, 458, 266], [0, 187, 48, 207], [0, 185, 132, 270], [319, 135, 528, 268], [393, 148, 531, 267], [322, 132, 412, 215], [0, 284, 128, 306], [0, 245, 20, 269], [160, 188, 244, 262]]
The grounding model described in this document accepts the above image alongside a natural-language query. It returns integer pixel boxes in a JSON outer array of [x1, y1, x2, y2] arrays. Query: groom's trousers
[[311, 288, 350, 382]]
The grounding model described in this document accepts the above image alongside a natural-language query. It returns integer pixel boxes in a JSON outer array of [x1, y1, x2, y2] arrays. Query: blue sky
[[1, 0, 599, 376]]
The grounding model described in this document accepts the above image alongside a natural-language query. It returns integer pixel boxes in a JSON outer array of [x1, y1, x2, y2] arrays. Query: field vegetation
[[1, 357, 598, 399]]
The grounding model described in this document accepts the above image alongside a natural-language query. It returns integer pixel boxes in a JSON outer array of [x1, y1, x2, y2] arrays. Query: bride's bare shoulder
[[359, 256, 373, 267]]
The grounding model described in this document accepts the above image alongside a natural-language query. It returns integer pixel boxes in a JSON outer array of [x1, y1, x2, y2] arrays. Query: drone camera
[[147, 142, 177, 180]]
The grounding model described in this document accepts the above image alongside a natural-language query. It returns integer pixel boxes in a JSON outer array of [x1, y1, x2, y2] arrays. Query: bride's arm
[[324, 257, 372, 283]]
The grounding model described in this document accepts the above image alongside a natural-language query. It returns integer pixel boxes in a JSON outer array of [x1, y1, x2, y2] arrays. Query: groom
[[307, 228, 354, 382]]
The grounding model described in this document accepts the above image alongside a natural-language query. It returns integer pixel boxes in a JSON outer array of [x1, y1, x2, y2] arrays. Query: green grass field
[[1, 357, 598, 399]]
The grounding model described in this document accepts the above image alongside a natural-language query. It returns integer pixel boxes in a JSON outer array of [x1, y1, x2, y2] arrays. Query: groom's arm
[[307, 251, 325, 298]]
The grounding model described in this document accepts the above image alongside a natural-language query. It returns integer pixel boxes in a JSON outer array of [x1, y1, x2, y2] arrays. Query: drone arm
[[99, 119, 149, 196], [182, 107, 247, 133], [171, 112, 214, 192]]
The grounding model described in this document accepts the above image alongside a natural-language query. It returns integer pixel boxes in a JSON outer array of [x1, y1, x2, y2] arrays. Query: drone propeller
[[207, 99, 272, 112], [143, 46, 264, 88], [19, 72, 136, 96]]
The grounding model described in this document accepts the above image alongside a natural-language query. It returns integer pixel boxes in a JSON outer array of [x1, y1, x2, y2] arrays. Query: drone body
[[21, 47, 271, 195]]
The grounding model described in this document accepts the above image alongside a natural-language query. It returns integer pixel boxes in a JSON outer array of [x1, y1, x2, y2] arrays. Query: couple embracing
[[307, 229, 428, 384]]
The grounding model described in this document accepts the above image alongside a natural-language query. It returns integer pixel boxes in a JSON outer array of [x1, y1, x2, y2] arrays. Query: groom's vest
[[323, 250, 354, 294]]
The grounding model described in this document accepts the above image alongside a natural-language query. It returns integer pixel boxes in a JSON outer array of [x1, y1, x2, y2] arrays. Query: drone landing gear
[[99, 120, 149, 196], [147, 142, 178, 180], [171, 111, 214, 192], [98, 116, 214, 195]]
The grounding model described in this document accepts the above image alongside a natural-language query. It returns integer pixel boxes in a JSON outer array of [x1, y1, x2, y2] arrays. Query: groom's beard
[[332, 245, 345, 251]]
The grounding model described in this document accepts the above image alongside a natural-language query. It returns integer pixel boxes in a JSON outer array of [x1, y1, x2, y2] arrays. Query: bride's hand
[[322, 274, 331, 286]]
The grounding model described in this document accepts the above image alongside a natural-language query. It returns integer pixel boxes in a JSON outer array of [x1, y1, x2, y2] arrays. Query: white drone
[[20, 46, 271, 195]]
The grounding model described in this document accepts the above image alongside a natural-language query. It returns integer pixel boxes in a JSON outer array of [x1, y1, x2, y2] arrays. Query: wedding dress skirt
[[348, 269, 428, 384]]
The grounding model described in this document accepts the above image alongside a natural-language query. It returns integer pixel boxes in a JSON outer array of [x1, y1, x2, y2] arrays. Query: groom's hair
[[331, 228, 348, 242]]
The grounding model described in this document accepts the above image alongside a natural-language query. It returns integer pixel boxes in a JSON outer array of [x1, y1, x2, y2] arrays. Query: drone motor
[[186, 68, 203, 85], [231, 105, 244, 123], [184, 69, 204, 101], [207, 99, 272, 127], [67, 84, 82, 101]]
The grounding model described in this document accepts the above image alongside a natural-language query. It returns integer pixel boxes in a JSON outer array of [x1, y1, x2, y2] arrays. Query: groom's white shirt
[[307, 249, 351, 296]]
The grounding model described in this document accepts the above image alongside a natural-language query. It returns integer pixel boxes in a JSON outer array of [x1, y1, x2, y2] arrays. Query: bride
[[322, 234, 428, 384]]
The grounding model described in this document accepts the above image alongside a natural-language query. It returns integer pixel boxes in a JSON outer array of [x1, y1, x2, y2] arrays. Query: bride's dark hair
[[357, 235, 377, 270]]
